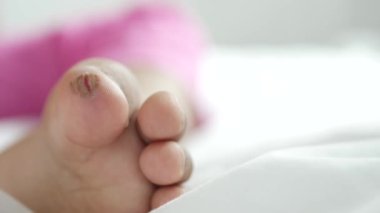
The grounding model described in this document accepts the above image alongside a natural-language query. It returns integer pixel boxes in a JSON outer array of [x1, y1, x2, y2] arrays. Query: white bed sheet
[[156, 138, 380, 213], [1, 44, 380, 212], [156, 44, 380, 212]]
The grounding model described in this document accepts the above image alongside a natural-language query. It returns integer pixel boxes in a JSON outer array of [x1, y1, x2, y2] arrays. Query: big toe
[[43, 59, 141, 148], [39, 59, 154, 212]]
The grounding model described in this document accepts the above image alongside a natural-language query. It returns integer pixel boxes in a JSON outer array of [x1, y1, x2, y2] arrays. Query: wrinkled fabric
[[154, 138, 380, 213]]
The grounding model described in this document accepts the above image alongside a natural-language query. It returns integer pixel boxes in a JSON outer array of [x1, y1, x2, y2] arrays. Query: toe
[[44, 59, 141, 148], [137, 91, 186, 142], [151, 186, 184, 209], [40, 59, 155, 212], [139, 142, 192, 185]]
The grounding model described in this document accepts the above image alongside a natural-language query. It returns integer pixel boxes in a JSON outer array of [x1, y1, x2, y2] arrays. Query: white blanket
[[156, 138, 380, 213]]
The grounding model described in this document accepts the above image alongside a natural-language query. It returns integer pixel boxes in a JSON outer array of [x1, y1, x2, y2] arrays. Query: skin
[[0, 59, 194, 212]]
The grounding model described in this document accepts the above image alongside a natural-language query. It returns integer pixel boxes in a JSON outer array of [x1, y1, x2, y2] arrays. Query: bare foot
[[0, 59, 192, 212]]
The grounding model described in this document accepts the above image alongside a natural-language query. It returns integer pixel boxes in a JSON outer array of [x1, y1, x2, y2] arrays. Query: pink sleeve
[[0, 4, 205, 118]]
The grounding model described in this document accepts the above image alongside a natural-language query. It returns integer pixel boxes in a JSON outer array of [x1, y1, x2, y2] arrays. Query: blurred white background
[[2, 0, 380, 45], [2, 0, 380, 163]]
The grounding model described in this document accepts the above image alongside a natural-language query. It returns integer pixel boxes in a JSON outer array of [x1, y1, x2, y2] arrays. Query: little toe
[[151, 185, 184, 209], [139, 141, 192, 185], [137, 91, 186, 142]]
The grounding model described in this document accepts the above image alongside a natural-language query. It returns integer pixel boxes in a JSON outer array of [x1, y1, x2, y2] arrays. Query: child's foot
[[0, 59, 192, 212]]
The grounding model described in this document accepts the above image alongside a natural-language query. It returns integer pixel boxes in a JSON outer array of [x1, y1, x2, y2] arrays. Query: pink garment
[[0, 4, 204, 118]]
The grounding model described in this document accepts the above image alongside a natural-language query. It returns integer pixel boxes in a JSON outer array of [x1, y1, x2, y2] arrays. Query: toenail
[[70, 73, 99, 98], [175, 144, 188, 179], [182, 149, 193, 181]]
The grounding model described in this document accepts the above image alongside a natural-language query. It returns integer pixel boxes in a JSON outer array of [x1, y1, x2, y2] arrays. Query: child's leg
[[0, 4, 204, 118]]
